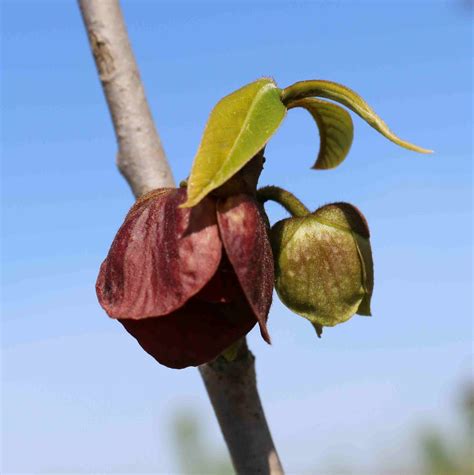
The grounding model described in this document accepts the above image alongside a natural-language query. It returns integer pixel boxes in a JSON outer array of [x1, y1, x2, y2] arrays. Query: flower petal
[[119, 297, 256, 369], [96, 188, 222, 319], [217, 194, 274, 343], [193, 254, 241, 304]]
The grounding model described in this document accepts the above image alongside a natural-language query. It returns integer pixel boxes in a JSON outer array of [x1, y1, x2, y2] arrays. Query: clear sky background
[[2, 1, 472, 473]]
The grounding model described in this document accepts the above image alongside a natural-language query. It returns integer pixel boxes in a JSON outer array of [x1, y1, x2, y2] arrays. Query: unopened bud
[[271, 202, 374, 330]]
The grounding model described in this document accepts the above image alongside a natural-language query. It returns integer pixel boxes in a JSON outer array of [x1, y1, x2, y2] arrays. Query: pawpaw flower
[[96, 187, 273, 369]]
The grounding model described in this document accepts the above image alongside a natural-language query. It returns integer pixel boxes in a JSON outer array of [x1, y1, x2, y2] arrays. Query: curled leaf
[[312, 323, 323, 338], [281, 80, 432, 154], [287, 98, 354, 169], [183, 78, 286, 208]]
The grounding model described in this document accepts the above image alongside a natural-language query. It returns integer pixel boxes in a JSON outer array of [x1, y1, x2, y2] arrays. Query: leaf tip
[[311, 162, 337, 171], [404, 143, 434, 154]]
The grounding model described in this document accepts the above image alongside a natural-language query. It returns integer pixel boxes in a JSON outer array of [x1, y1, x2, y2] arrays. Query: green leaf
[[281, 80, 432, 154], [287, 98, 354, 170], [182, 78, 287, 208]]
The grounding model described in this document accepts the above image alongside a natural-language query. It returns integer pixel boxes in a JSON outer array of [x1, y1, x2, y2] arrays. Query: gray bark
[[200, 341, 283, 474], [79, 0, 174, 196]]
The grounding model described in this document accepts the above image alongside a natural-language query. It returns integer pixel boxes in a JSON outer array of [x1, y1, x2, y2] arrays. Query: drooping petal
[[119, 294, 257, 369], [217, 194, 274, 343], [96, 188, 222, 319]]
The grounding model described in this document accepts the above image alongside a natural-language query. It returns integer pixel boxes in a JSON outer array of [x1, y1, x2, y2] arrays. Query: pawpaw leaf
[[287, 98, 354, 170], [281, 80, 432, 154], [182, 78, 287, 208]]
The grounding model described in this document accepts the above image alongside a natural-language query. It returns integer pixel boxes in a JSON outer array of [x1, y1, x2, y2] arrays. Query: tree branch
[[78, 1, 283, 473], [78, 0, 174, 196], [200, 340, 283, 474]]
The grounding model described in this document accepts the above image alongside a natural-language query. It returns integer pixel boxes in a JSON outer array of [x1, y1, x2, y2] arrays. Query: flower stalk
[[257, 185, 310, 218]]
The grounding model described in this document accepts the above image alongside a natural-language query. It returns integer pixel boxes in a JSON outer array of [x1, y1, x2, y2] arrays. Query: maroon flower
[[96, 187, 273, 369]]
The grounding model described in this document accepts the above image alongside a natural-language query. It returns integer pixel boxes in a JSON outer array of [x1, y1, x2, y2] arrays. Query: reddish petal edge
[[217, 194, 274, 344], [119, 297, 257, 369], [96, 188, 222, 320], [127, 188, 174, 218]]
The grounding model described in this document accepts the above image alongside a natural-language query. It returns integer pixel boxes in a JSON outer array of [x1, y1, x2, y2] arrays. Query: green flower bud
[[271, 202, 374, 330]]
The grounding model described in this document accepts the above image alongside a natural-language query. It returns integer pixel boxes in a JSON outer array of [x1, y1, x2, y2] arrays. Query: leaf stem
[[257, 186, 310, 217]]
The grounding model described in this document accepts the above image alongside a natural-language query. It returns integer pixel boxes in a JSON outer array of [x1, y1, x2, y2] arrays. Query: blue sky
[[2, 1, 472, 473]]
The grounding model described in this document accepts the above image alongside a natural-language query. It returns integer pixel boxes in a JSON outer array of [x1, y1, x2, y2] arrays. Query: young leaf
[[287, 98, 354, 170], [281, 80, 432, 154], [182, 78, 286, 208]]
